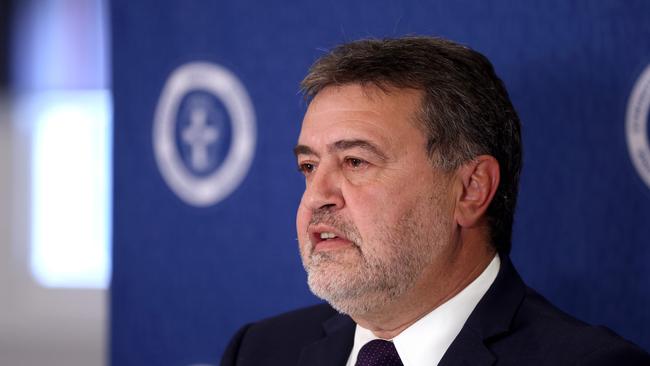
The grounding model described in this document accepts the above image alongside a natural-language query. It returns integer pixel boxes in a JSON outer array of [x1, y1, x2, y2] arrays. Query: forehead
[[298, 84, 425, 150]]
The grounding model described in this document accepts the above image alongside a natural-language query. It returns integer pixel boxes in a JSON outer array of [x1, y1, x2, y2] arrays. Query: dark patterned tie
[[355, 339, 404, 366]]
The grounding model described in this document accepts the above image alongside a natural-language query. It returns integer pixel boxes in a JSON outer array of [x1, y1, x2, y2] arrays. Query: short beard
[[301, 209, 434, 317]]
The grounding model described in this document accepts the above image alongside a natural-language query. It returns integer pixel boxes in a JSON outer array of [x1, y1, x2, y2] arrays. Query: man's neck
[[350, 242, 496, 339]]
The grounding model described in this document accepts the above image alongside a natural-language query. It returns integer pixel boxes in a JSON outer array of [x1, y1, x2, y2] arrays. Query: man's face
[[295, 84, 458, 316]]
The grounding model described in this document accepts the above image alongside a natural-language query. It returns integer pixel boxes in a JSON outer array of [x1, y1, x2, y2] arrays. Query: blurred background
[[1, 1, 649, 366], [0, 0, 109, 364]]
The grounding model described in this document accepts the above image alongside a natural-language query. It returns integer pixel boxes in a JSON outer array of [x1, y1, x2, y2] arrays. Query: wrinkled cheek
[[296, 202, 310, 239], [296, 240, 310, 265], [298, 244, 311, 269], [295, 214, 311, 263]]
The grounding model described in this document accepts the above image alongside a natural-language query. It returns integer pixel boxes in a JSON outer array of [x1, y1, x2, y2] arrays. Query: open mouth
[[319, 232, 339, 240], [308, 226, 353, 252]]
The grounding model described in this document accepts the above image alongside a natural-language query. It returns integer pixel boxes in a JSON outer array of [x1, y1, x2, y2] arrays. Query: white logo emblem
[[153, 62, 256, 206], [626, 64, 650, 190]]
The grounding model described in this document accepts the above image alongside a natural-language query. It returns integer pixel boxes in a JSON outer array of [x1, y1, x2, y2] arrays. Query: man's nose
[[302, 164, 345, 211]]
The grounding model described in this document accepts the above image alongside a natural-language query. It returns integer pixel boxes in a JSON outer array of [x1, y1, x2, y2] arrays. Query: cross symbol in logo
[[182, 105, 219, 171]]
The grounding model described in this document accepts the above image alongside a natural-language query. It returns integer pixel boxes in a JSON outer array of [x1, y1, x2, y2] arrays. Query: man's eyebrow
[[330, 139, 388, 160], [294, 139, 388, 160], [293, 145, 317, 158]]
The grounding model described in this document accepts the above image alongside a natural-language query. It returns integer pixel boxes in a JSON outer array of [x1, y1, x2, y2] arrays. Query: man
[[221, 36, 650, 366]]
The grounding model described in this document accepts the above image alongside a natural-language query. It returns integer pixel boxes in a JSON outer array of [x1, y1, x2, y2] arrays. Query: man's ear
[[453, 155, 500, 228]]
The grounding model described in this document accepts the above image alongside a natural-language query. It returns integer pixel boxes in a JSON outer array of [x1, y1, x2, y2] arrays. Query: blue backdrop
[[110, 1, 650, 365]]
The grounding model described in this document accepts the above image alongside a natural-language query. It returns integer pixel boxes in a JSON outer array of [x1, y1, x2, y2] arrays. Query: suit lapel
[[297, 312, 356, 366], [437, 328, 496, 366], [438, 256, 526, 366]]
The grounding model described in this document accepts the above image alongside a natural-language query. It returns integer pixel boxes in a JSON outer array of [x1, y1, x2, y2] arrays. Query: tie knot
[[355, 339, 404, 366]]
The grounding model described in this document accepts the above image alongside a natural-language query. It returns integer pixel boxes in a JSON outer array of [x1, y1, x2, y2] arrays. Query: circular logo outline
[[153, 61, 256, 207], [626, 64, 650, 190]]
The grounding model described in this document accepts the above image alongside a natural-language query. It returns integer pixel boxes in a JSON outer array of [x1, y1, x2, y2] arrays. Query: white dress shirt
[[345, 254, 501, 366]]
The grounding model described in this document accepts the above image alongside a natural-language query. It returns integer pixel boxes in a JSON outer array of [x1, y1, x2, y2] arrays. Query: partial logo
[[626, 64, 650, 190], [154, 62, 256, 206]]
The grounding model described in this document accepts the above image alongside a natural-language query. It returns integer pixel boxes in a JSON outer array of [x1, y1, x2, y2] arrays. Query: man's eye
[[345, 157, 368, 169], [298, 162, 315, 175]]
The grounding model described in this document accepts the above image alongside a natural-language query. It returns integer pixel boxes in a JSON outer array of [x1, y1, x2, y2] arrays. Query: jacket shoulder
[[220, 303, 339, 366], [492, 287, 650, 365]]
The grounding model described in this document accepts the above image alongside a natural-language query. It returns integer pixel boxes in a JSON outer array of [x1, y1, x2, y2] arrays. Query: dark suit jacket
[[221, 257, 650, 365]]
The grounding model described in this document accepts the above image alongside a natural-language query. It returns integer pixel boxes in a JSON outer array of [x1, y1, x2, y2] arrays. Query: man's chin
[[306, 270, 381, 316], [306, 265, 418, 317], [310, 243, 360, 262], [308, 283, 388, 316]]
